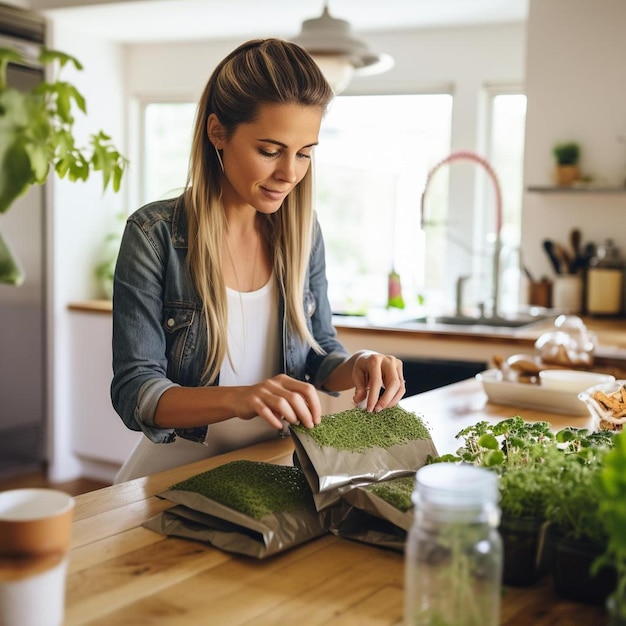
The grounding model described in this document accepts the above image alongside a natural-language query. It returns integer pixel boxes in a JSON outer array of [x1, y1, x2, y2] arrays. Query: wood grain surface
[[62, 380, 608, 625]]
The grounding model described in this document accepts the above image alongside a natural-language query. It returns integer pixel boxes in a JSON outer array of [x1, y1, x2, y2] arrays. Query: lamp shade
[[292, 4, 393, 93], [310, 54, 355, 94]]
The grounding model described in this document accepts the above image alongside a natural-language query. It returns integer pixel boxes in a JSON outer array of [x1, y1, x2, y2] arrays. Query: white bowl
[[539, 369, 615, 394]]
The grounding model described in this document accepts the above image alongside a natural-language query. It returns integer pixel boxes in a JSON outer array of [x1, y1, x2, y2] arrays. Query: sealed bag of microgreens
[[329, 474, 415, 552], [142, 460, 326, 559], [290, 405, 438, 510]]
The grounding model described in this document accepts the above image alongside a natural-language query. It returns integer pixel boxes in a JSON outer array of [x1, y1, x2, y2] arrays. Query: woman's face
[[212, 103, 323, 214]]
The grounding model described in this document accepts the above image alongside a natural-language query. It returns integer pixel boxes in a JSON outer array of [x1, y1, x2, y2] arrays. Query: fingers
[[352, 353, 405, 413], [376, 377, 406, 410], [246, 375, 321, 430]]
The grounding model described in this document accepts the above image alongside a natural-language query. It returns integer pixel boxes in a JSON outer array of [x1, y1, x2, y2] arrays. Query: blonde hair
[[182, 39, 334, 384]]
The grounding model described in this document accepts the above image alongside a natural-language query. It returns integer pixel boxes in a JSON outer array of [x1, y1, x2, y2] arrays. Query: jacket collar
[[171, 196, 189, 249]]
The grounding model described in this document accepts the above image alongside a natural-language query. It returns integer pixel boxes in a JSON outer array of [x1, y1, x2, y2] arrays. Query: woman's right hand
[[238, 374, 321, 430]]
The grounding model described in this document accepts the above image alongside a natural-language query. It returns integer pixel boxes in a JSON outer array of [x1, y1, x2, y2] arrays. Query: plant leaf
[[24, 142, 51, 182], [38, 48, 83, 72], [0, 48, 25, 89], [0, 232, 25, 285], [0, 139, 35, 213], [0, 44, 128, 218]]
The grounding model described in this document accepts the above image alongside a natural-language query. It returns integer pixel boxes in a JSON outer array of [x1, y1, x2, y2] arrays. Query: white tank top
[[201, 274, 282, 454], [221, 274, 281, 386], [113, 276, 283, 483]]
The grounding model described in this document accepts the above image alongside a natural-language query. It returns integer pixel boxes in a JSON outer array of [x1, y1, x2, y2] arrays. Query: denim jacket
[[111, 197, 349, 444]]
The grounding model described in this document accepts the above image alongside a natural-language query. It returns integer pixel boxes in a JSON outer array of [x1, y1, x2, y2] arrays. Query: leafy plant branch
[[0, 46, 128, 284]]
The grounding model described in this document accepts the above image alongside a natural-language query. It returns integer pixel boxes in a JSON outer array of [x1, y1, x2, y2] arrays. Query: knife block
[[528, 280, 552, 308]]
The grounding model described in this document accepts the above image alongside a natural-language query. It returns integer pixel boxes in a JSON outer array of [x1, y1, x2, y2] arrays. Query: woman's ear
[[207, 113, 225, 149]]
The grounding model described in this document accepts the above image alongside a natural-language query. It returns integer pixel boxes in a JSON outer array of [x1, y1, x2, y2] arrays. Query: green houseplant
[[94, 211, 127, 299], [552, 141, 581, 186], [431, 418, 558, 586], [432, 417, 616, 589], [597, 430, 626, 623], [544, 433, 617, 605], [0, 45, 128, 285], [553, 142, 580, 166]]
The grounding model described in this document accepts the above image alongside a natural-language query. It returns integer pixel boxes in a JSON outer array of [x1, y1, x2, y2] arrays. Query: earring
[[214, 146, 224, 173]]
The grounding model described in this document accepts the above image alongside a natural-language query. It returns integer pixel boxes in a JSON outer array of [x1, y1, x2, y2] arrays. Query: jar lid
[[413, 464, 499, 509], [592, 239, 622, 266]]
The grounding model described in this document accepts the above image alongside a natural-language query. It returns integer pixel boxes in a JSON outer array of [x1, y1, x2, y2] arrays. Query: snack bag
[[143, 460, 326, 558], [290, 405, 438, 510]]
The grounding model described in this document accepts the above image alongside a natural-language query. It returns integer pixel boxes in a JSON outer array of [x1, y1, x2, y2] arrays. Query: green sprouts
[[597, 430, 626, 617], [368, 475, 415, 512], [171, 460, 314, 520], [293, 405, 431, 453]]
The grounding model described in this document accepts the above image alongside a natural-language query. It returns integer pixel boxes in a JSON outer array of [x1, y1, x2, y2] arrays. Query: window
[[314, 94, 453, 313], [142, 102, 196, 203], [484, 90, 527, 313], [141, 95, 453, 315], [139, 92, 526, 317]]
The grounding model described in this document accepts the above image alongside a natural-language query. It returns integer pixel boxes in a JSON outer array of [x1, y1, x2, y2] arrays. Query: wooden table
[[65, 379, 607, 625]]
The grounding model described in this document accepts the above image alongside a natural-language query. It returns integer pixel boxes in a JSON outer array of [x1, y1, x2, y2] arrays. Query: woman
[[111, 39, 405, 482]]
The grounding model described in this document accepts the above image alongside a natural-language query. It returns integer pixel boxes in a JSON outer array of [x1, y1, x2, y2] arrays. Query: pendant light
[[292, 2, 394, 94]]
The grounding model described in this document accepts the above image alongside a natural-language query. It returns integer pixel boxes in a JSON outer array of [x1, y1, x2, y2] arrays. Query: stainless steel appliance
[[0, 5, 47, 476]]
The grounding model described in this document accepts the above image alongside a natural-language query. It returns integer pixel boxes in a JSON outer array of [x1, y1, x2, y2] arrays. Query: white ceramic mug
[[0, 489, 74, 626]]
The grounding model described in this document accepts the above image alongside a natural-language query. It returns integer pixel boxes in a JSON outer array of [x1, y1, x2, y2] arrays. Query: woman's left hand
[[351, 351, 405, 413]]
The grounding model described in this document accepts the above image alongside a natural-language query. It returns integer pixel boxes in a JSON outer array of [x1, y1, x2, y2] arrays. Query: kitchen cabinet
[[66, 303, 626, 454], [326, 322, 534, 413], [328, 316, 626, 413], [69, 309, 140, 482]]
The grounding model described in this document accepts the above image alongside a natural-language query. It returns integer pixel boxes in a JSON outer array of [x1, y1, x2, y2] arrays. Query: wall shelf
[[527, 185, 626, 194]]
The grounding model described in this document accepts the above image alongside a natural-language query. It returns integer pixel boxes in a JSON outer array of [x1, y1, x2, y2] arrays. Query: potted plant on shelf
[[596, 430, 626, 624], [552, 141, 581, 187], [0, 46, 128, 285]]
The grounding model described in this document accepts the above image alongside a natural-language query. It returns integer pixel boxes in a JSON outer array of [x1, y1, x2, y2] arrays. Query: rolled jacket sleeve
[[111, 202, 350, 444], [111, 211, 179, 443]]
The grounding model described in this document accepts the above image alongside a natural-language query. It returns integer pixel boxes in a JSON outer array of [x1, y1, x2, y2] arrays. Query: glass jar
[[404, 464, 503, 626], [534, 314, 595, 369], [586, 239, 624, 316]]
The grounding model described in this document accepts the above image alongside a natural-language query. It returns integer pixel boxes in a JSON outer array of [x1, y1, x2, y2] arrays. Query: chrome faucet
[[455, 275, 471, 316], [421, 150, 503, 319]]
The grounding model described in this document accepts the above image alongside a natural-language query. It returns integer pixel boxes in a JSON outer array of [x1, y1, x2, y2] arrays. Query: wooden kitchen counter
[[65, 379, 607, 625], [67, 299, 626, 349], [333, 313, 626, 357]]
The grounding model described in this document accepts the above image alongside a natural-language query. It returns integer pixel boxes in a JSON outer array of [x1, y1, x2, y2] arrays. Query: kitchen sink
[[435, 313, 549, 327], [400, 312, 553, 329]]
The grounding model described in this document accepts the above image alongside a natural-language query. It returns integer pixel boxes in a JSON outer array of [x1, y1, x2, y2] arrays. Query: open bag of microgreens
[[290, 405, 438, 511], [143, 460, 326, 559], [329, 474, 416, 552]]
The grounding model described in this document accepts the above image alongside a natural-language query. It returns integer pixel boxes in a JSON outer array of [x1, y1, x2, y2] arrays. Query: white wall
[[44, 23, 126, 480], [522, 0, 626, 282], [126, 24, 526, 300], [40, 4, 626, 481], [37, 20, 525, 480]]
